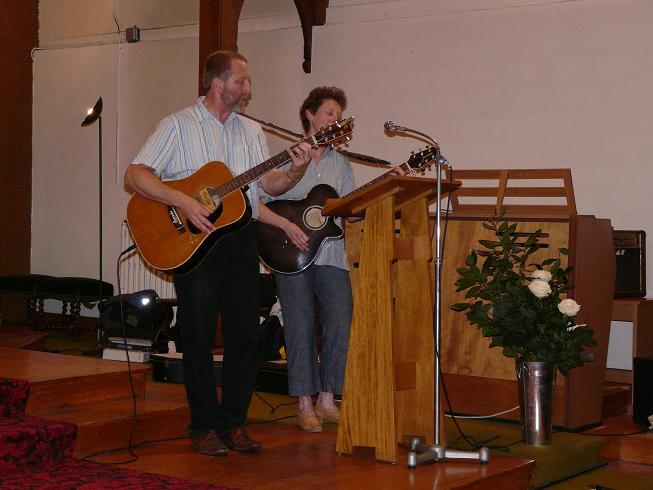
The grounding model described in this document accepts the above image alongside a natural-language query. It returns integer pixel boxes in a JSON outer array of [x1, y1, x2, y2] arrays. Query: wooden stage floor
[[0, 345, 535, 489], [99, 423, 534, 490], [4, 341, 653, 487]]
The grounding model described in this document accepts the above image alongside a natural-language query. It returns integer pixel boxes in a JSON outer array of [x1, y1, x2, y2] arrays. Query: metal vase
[[515, 361, 556, 445]]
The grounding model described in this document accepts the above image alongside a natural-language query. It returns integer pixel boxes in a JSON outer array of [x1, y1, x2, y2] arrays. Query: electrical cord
[[253, 390, 298, 414], [81, 434, 188, 463], [246, 390, 299, 426], [445, 405, 520, 419], [83, 246, 141, 465]]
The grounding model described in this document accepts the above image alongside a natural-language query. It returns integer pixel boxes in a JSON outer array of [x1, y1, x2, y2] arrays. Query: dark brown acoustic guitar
[[258, 146, 439, 274], [126, 117, 354, 274]]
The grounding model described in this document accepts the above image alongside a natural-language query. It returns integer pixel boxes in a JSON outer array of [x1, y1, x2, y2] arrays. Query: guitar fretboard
[[209, 116, 353, 199], [341, 161, 411, 200], [215, 149, 293, 198]]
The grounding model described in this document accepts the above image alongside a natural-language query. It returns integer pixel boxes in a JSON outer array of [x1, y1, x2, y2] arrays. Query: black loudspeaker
[[99, 290, 174, 348], [614, 230, 646, 298], [633, 357, 653, 425]]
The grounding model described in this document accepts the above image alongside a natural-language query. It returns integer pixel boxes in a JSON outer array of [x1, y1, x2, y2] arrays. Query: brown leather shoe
[[221, 427, 261, 453], [191, 430, 229, 456]]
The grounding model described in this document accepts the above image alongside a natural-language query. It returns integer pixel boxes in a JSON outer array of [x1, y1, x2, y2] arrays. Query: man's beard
[[222, 90, 251, 112], [237, 96, 251, 112]]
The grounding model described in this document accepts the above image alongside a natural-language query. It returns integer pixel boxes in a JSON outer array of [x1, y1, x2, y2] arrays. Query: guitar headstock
[[406, 146, 439, 172], [311, 117, 355, 149]]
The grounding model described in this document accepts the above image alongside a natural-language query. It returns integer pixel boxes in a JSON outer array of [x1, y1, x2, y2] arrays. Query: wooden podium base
[[334, 189, 440, 462]]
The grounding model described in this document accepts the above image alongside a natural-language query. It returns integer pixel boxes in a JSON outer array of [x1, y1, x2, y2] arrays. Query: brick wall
[[0, 1, 38, 275]]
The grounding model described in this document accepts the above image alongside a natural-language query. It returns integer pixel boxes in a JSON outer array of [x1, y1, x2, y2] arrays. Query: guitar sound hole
[[303, 206, 327, 231]]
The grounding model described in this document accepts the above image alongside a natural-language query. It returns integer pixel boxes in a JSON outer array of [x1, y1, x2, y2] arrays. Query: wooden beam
[[198, 0, 244, 95], [293, 0, 329, 73]]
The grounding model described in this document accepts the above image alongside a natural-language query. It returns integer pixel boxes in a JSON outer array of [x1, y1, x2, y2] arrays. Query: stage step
[[34, 379, 190, 456], [0, 347, 184, 456], [602, 382, 632, 420], [590, 413, 653, 466], [0, 347, 149, 413], [0, 329, 50, 350]]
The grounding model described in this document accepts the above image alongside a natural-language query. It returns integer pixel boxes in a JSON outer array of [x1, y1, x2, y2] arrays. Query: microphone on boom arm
[[383, 121, 447, 165]]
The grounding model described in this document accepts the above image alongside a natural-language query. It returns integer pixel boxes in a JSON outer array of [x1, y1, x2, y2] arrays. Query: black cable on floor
[[81, 435, 188, 464], [83, 247, 143, 465]]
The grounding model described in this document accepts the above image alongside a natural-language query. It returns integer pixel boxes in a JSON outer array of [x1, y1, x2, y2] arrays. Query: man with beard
[[125, 51, 310, 455]]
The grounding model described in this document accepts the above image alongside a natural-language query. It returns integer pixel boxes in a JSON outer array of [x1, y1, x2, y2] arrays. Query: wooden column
[[198, 0, 244, 95]]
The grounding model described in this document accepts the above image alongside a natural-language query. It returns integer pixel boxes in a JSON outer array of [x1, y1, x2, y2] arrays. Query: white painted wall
[[32, 0, 653, 368]]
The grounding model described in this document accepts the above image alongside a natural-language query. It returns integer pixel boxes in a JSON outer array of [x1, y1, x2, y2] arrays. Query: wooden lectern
[[323, 175, 458, 463]]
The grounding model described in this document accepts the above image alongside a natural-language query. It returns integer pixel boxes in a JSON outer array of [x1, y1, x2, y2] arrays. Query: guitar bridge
[[168, 206, 186, 234]]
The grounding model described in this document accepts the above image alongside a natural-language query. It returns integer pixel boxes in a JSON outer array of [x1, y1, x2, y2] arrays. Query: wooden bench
[[0, 274, 53, 328], [33, 277, 113, 340]]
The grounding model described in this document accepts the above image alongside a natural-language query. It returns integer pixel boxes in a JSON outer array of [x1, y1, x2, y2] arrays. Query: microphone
[[383, 121, 447, 165], [384, 120, 407, 133]]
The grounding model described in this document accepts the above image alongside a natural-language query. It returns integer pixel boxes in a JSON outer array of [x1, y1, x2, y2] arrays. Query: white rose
[[531, 269, 552, 282], [558, 298, 581, 316], [528, 279, 552, 298]]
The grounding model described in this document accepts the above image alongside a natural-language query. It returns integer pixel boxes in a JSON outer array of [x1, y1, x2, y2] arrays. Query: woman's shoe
[[298, 410, 323, 432], [315, 404, 340, 424]]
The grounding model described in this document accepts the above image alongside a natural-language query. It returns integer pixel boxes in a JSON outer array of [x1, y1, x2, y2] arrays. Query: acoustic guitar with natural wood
[[126, 117, 354, 274], [257, 146, 440, 274]]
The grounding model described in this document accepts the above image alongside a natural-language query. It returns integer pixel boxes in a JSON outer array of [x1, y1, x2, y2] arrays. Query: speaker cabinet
[[614, 230, 646, 298], [633, 357, 653, 425]]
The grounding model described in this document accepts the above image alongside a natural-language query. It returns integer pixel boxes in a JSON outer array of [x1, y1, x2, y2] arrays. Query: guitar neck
[[215, 149, 294, 198], [341, 161, 412, 200], [210, 116, 352, 199]]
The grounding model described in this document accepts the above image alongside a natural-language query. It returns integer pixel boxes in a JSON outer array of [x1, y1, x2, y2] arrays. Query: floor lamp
[[81, 97, 104, 347]]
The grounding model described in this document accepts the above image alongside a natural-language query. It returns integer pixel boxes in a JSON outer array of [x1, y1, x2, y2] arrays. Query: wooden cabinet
[[607, 298, 653, 383]]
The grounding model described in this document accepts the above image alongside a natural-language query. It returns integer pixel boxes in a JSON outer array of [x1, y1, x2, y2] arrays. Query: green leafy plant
[[451, 216, 596, 375]]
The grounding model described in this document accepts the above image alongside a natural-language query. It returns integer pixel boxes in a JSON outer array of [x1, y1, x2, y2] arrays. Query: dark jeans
[[173, 222, 261, 436]]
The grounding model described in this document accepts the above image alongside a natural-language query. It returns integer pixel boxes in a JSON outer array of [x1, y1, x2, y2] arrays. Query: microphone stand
[[385, 124, 489, 468]]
